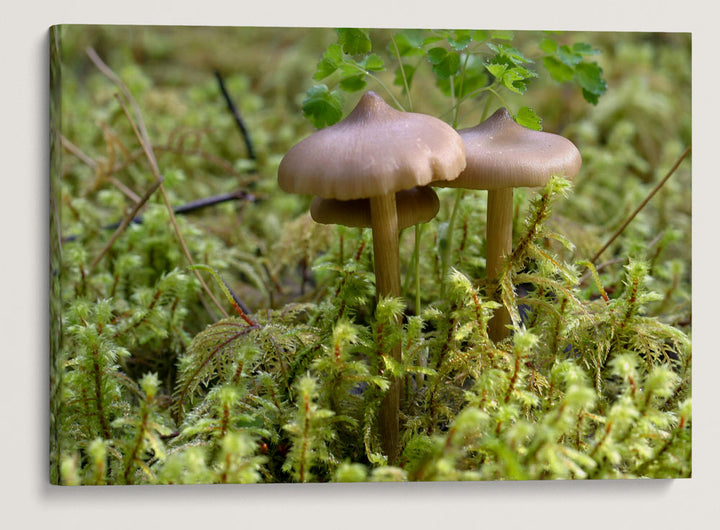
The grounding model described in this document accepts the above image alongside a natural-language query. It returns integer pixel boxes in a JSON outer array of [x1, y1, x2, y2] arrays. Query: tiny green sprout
[[563, 384, 597, 412], [139, 372, 160, 401], [643, 365, 680, 400], [610, 352, 640, 381], [369, 466, 407, 482], [334, 462, 368, 482], [551, 359, 590, 388], [513, 328, 539, 353], [87, 438, 108, 485], [374, 295, 406, 324], [679, 399, 692, 423]]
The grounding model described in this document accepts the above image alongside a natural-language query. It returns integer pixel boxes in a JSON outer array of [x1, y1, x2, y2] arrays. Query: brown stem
[[590, 145, 691, 264], [369, 192, 402, 463], [486, 188, 514, 342]]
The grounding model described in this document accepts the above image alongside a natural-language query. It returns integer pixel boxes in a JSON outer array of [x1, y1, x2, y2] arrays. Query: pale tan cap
[[310, 186, 440, 230], [438, 108, 582, 190], [278, 91, 466, 201]]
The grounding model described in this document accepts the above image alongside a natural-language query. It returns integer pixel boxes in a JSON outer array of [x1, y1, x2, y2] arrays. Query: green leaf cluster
[[540, 38, 608, 104]]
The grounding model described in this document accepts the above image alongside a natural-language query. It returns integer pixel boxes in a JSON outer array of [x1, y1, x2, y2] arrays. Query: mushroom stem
[[370, 193, 402, 298], [486, 188, 514, 342], [369, 192, 402, 463]]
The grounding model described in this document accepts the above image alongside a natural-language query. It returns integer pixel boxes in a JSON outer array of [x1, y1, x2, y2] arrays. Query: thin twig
[[172, 190, 256, 215], [86, 48, 160, 174], [86, 47, 229, 319], [578, 258, 626, 285], [62, 191, 256, 243], [590, 145, 691, 264], [89, 178, 163, 269], [60, 134, 97, 169], [214, 70, 257, 165]]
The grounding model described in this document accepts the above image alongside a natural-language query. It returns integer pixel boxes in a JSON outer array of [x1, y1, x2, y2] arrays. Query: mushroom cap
[[278, 91, 466, 201], [437, 108, 582, 190], [310, 186, 440, 230]]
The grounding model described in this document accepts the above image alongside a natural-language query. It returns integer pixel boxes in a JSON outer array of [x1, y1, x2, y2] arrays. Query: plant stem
[[486, 188, 514, 341], [440, 188, 465, 297], [390, 35, 413, 112], [345, 63, 406, 111], [369, 192, 402, 463], [590, 145, 691, 264], [414, 224, 422, 314]]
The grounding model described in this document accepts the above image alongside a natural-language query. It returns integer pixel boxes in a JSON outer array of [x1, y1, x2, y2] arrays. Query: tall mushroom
[[435, 108, 581, 342], [278, 91, 466, 462]]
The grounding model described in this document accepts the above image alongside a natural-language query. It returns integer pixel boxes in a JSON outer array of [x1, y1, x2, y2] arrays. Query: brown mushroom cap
[[310, 186, 440, 230], [436, 108, 582, 190], [278, 91, 466, 201]]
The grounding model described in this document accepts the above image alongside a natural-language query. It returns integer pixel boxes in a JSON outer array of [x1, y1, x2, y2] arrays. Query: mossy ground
[[51, 26, 691, 485]]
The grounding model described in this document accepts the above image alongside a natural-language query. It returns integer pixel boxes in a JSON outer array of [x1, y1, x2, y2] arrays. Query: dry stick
[[214, 71, 257, 165], [86, 47, 229, 319], [86, 48, 158, 172], [89, 178, 163, 269], [590, 145, 691, 265], [63, 191, 256, 243], [60, 134, 98, 169]]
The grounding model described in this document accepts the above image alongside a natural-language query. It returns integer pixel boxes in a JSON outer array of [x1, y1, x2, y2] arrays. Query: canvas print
[[49, 25, 691, 485]]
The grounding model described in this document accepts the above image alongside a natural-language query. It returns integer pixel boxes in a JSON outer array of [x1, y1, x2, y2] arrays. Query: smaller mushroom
[[434, 108, 582, 341], [310, 186, 440, 231]]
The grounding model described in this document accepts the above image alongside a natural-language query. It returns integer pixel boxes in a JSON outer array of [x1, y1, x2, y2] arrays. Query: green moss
[[51, 26, 691, 484]]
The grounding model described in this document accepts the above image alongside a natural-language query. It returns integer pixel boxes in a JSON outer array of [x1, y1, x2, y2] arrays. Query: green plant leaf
[[393, 63, 417, 92], [490, 30, 514, 41], [427, 47, 460, 79], [542, 56, 574, 82], [448, 30, 473, 51], [503, 66, 535, 93], [393, 29, 426, 57], [302, 85, 344, 128], [539, 38, 558, 54], [361, 53, 385, 72], [485, 62, 507, 80], [572, 42, 600, 55], [314, 43, 343, 80], [339, 74, 367, 92], [447, 56, 487, 98], [471, 30, 490, 42], [337, 28, 372, 55], [423, 35, 444, 46], [427, 46, 448, 65], [558, 45, 583, 66], [516, 106, 542, 131], [487, 42, 533, 65], [575, 61, 607, 104]]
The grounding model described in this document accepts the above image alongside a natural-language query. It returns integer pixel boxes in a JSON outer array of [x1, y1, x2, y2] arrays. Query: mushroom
[[310, 186, 440, 231], [278, 91, 466, 462], [434, 108, 581, 341]]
